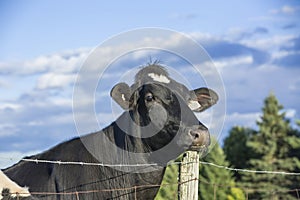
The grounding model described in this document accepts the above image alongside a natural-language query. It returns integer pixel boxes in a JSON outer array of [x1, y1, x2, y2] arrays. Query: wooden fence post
[[178, 151, 199, 200]]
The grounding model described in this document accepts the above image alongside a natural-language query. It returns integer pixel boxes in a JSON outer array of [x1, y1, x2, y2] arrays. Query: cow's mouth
[[188, 144, 207, 151]]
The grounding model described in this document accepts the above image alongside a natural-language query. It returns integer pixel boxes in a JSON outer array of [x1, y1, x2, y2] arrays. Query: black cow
[[2, 64, 218, 200]]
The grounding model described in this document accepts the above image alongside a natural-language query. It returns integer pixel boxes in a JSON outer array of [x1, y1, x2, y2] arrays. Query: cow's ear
[[110, 83, 131, 110], [188, 88, 218, 112]]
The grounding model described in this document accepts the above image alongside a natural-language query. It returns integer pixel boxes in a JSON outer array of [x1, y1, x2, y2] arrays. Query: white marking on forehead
[[148, 73, 170, 84], [188, 100, 202, 111], [0, 170, 31, 198]]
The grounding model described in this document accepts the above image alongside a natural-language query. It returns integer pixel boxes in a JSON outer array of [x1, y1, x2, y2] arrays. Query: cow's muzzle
[[187, 125, 210, 151]]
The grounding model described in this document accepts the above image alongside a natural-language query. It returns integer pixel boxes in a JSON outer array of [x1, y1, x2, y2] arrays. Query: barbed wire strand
[[198, 161, 300, 176], [7, 178, 196, 197], [7, 177, 300, 199], [20, 158, 159, 167], [1, 156, 300, 176]]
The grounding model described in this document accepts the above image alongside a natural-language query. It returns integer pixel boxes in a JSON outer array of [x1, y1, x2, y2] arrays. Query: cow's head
[[110, 64, 218, 161]]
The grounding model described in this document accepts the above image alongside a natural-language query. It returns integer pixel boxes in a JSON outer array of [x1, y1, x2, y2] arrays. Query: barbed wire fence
[[1, 156, 300, 199]]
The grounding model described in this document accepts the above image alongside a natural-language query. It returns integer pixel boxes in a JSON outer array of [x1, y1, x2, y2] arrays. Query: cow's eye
[[145, 93, 154, 102]]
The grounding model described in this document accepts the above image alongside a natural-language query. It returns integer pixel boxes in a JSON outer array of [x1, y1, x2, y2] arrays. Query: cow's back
[[4, 136, 165, 200]]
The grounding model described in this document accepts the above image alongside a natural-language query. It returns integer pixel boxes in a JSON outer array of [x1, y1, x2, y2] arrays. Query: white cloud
[[0, 103, 22, 111], [0, 47, 90, 76], [36, 73, 76, 90], [272, 50, 295, 60], [27, 120, 44, 126], [285, 109, 297, 119], [226, 112, 261, 128], [240, 35, 295, 51], [270, 5, 300, 15], [282, 5, 298, 14], [189, 32, 222, 42], [213, 55, 253, 70]]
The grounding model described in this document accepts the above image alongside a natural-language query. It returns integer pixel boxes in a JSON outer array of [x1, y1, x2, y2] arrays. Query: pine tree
[[199, 140, 245, 200], [243, 93, 300, 199], [155, 157, 181, 200], [224, 126, 256, 181]]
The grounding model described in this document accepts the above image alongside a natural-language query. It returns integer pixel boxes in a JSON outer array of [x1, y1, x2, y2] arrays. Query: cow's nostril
[[194, 132, 199, 139], [189, 130, 200, 139]]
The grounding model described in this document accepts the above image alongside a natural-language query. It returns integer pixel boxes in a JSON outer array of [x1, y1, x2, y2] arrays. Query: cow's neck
[[108, 111, 146, 152], [111, 111, 179, 152]]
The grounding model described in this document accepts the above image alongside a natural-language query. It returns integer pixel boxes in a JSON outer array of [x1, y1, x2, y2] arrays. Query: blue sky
[[0, 0, 300, 168]]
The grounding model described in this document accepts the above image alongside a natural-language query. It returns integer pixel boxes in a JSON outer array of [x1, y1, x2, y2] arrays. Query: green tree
[[199, 140, 245, 200], [243, 93, 300, 199], [224, 126, 256, 181], [155, 158, 180, 200]]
